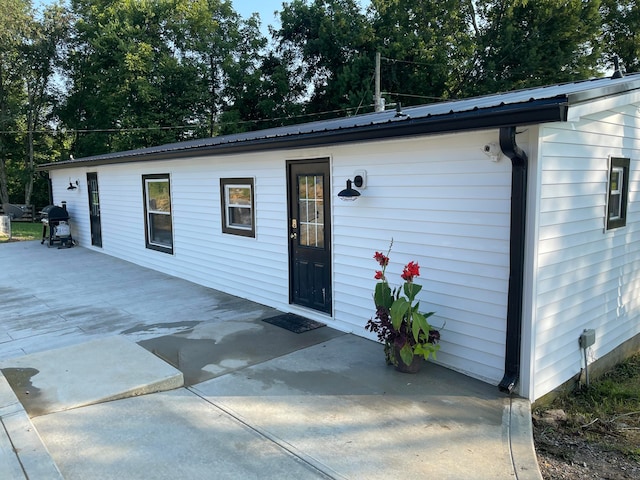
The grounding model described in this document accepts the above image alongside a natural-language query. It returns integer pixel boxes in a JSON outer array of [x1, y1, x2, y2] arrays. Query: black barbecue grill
[[41, 204, 73, 248]]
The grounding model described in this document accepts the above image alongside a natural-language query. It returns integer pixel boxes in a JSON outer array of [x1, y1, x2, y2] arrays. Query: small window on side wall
[[143, 174, 173, 253], [220, 178, 255, 237], [606, 157, 630, 230]]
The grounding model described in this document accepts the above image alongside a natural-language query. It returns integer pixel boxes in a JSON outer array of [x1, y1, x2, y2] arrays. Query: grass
[[542, 352, 640, 460], [0, 222, 42, 242]]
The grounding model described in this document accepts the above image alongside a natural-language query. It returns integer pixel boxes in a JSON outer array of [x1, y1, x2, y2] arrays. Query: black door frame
[[286, 158, 332, 314], [86, 172, 102, 247]]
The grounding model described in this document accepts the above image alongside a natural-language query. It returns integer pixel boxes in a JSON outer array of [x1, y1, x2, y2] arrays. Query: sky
[[32, 1, 287, 34], [35, 1, 369, 37], [234, 0, 284, 32]]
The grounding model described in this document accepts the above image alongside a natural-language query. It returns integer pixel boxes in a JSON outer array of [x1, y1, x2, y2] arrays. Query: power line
[[380, 56, 435, 68], [384, 91, 452, 102], [0, 103, 378, 136]]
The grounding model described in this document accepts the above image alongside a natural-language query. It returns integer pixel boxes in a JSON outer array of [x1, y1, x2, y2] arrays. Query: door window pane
[[298, 175, 324, 248]]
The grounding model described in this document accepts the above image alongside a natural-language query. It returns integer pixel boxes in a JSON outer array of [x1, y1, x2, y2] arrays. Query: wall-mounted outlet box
[[579, 329, 596, 348]]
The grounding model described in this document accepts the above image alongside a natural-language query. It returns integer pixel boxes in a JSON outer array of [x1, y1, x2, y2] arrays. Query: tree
[[467, 0, 603, 95], [602, 0, 640, 73], [21, 3, 70, 205], [0, 0, 31, 207], [274, 0, 375, 116], [172, 1, 268, 136], [370, 0, 477, 105], [60, 0, 203, 156]]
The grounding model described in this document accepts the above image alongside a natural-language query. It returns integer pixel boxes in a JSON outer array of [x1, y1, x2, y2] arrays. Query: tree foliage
[[467, 0, 603, 95], [275, 0, 375, 116], [370, 0, 476, 103], [0, 0, 638, 207], [602, 0, 640, 73]]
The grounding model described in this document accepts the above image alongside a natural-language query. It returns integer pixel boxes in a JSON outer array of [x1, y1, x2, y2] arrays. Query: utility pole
[[374, 51, 384, 112]]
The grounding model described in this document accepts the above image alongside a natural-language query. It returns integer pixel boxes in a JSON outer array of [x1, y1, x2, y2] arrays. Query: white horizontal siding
[[532, 102, 640, 400], [50, 170, 92, 246], [49, 129, 513, 387], [330, 130, 512, 384]]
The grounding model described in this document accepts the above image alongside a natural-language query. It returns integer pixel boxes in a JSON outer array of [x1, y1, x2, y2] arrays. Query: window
[[143, 174, 173, 253], [606, 157, 630, 230], [220, 178, 255, 237]]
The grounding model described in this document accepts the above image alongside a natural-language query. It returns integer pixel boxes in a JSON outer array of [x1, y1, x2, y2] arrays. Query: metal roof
[[41, 73, 640, 170]]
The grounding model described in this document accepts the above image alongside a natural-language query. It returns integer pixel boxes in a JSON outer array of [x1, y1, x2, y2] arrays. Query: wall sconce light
[[67, 179, 79, 190], [337, 170, 366, 201]]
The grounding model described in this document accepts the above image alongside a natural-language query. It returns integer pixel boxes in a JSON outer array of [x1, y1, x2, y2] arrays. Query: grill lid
[[41, 205, 69, 221]]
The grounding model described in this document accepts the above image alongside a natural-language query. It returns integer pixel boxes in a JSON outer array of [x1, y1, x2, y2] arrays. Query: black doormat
[[262, 313, 326, 334]]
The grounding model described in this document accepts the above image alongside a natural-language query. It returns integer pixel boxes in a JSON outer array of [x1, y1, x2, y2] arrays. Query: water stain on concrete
[[138, 318, 344, 386], [121, 321, 201, 335], [138, 336, 230, 386], [1, 367, 47, 415]]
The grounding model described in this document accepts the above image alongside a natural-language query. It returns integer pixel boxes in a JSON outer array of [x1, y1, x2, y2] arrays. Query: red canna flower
[[373, 251, 389, 267], [401, 261, 420, 282], [374, 270, 385, 280]]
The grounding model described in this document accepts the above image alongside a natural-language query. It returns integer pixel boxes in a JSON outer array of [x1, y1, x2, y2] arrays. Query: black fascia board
[[40, 97, 568, 171]]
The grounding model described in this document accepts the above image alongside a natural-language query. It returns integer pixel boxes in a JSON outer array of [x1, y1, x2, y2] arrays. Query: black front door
[[86, 172, 102, 247], [287, 159, 332, 314]]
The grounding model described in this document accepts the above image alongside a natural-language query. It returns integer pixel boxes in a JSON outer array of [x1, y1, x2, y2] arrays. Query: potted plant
[[365, 241, 441, 373]]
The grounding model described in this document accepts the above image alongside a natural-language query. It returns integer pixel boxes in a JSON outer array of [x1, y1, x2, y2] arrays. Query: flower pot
[[393, 347, 422, 373]]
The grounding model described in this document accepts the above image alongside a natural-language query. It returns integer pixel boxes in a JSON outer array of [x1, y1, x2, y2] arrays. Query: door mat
[[262, 313, 326, 334]]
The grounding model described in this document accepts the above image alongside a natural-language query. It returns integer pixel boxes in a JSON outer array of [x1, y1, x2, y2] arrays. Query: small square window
[[606, 157, 630, 230], [220, 178, 255, 237]]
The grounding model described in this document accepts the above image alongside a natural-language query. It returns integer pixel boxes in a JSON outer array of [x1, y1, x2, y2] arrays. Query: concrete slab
[[192, 334, 516, 479], [32, 389, 332, 480], [0, 241, 542, 479], [0, 336, 183, 417], [0, 373, 63, 479]]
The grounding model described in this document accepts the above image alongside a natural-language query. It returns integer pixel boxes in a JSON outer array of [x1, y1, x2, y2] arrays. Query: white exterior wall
[[50, 129, 514, 386], [531, 102, 640, 400]]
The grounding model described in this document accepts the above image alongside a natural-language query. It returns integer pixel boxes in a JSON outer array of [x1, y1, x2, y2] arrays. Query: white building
[[41, 74, 640, 401]]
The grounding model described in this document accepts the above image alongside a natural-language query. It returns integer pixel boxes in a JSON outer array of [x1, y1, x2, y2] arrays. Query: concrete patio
[[0, 241, 541, 479]]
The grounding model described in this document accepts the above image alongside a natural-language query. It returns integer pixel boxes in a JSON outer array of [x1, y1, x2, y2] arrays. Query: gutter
[[498, 126, 528, 394]]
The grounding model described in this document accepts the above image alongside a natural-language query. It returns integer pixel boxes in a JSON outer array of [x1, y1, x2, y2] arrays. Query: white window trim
[[224, 183, 252, 230], [220, 177, 255, 237]]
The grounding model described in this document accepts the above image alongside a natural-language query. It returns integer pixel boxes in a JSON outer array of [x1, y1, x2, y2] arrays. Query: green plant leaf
[[412, 311, 426, 342], [403, 282, 422, 302], [374, 282, 393, 308], [390, 297, 410, 330], [414, 342, 440, 360], [399, 343, 414, 366]]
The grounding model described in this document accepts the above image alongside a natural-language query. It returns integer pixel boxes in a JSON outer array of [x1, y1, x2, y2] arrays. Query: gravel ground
[[533, 414, 640, 479]]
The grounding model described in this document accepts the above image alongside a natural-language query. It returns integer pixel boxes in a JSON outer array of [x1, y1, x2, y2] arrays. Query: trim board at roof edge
[[566, 90, 640, 122]]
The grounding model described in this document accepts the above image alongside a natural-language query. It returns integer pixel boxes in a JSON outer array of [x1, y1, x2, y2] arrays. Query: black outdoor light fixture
[[67, 179, 78, 190], [337, 171, 366, 201]]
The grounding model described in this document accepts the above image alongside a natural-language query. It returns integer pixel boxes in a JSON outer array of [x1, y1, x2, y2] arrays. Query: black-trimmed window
[[606, 157, 630, 230], [220, 178, 255, 237], [143, 174, 173, 253]]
